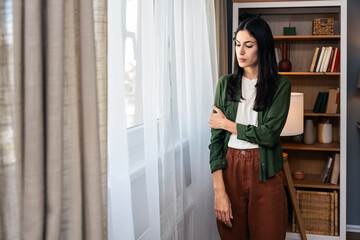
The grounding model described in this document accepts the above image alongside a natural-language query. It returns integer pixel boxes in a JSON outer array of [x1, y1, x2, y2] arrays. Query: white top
[[228, 76, 259, 149]]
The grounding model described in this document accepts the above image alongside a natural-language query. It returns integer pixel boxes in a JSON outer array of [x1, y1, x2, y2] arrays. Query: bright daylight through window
[[124, 0, 143, 128]]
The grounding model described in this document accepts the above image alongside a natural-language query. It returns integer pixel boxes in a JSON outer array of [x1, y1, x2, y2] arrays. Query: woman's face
[[235, 30, 259, 71]]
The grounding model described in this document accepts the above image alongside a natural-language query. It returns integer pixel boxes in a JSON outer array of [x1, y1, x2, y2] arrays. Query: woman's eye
[[246, 45, 253, 48]]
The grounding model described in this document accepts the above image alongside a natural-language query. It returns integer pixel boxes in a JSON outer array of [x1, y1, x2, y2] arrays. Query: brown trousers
[[217, 148, 288, 240]]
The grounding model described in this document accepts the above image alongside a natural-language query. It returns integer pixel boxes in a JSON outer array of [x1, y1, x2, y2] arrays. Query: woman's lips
[[238, 58, 246, 62]]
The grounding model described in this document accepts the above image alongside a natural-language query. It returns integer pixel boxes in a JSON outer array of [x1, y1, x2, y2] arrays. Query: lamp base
[[291, 134, 303, 143]]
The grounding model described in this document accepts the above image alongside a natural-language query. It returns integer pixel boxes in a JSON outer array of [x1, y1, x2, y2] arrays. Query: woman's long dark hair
[[227, 18, 279, 111]]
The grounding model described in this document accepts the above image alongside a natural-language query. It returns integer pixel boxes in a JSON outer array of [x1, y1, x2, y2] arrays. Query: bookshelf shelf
[[283, 174, 340, 190], [279, 72, 340, 76], [282, 142, 340, 151], [304, 109, 340, 117], [274, 35, 341, 41]]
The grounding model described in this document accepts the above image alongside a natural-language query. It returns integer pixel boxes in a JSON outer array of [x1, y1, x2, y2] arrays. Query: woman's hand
[[209, 105, 227, 129], [209, 105, 238, 135], [214, 190, 233, 227]]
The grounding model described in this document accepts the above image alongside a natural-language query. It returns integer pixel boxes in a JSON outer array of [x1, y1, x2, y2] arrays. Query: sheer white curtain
[[108, 0, 219, 239]]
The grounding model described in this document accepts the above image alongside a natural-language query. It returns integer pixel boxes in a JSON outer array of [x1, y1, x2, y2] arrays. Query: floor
[[347, 232, 360, 240]]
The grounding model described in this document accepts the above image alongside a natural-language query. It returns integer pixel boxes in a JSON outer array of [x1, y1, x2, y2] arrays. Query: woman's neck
[[243, 66, 259, 80]]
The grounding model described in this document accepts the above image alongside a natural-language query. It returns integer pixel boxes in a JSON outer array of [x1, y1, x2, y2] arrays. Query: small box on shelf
[[312, 18, 334, 35], [283, 24, 296, 36]]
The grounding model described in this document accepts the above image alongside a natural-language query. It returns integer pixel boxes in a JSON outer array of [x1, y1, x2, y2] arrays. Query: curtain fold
[[44, 1, 64, 239], [214, 0, 228, 80], [107, 0, 135, 239], [0, 0, 107, 239]]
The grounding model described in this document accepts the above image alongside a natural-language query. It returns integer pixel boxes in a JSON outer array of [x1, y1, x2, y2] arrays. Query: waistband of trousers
[[227, 147, 259, 158]]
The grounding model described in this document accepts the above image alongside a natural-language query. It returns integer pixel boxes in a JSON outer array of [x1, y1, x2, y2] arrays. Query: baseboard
[[347, 224, 360, 233]]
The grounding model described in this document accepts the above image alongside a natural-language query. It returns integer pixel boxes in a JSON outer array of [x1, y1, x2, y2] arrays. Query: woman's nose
[[238, 46, 245, 55]]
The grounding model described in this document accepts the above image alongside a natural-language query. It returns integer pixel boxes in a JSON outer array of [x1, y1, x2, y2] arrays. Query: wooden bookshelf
[[282, 142, 340, 151], [233, 0, 320, 2], [283, 173, 340, 190], [274, 35, 340, 41], [304, 109, 340, 117], [279, 72, 340, 76]]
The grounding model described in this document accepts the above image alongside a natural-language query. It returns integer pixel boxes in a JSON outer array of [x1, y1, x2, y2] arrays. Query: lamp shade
[[281, 92, 304, 136]]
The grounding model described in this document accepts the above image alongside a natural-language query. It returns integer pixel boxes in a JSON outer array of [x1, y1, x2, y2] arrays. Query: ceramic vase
[[318, 122, 333, 143], [278, 41, 292, 72], [304, 119, 315, 145]]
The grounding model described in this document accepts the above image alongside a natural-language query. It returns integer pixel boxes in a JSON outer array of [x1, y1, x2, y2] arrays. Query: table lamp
[[281, 92, 304, 138]]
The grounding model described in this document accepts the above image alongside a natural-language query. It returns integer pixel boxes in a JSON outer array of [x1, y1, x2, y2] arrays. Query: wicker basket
[[292, 190, 339, 236], [312, 18, 334, 35]]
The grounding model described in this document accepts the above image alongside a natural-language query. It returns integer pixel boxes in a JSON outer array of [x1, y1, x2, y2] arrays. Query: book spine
[[334, 49, 340, 72], [326, 154, 335, 183], [335, 88, 340, 113], [326, 47, 335, 72], [313, 92, 322, 113], [319, 47, 328, 72], [331, 48, 338, 72], [321, 47, 331, 73], [321, 92, 329, 113], [326, 88, 337, 114], [310, 47, 319, 72], [316, 47, 326, 72], [330, 153, 340, 184]]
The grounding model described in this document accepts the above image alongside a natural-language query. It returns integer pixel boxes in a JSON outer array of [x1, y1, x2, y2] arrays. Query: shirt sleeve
[[208, 76, 228, 173], [236, 77, 291, 147]]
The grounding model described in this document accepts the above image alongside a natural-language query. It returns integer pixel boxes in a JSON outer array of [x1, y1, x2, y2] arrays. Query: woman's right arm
[[213, 169, 233, 227], [209, 75, 233, 227]]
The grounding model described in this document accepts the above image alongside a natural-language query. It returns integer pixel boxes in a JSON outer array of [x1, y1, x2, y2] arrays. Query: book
[[313, 92, 323, 113], [316, 47, 326, 72], [320, 155, 334, 183], [326, 48, 335, 72], [313, 47, 322, 72], [335, 88, 340, 113], [313, 92, 322, 113], [320, 92, 329, 113], [320, 47, 330, 72], [310, 47, 320, 72], [330, 153, 340, 184], [326, 154, 335, 183], [333, 49, 340, 72], [322, 46, 332, 72], [330, 48, 339, 72], [326, 88, 337, 113]]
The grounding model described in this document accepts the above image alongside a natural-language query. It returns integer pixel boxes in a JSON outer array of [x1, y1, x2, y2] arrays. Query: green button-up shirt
[[209, 74, 291, 182]]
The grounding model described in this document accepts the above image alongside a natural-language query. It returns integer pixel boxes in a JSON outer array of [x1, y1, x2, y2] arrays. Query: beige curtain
[[0, 0, 107, 239], [214, 0, 229, 78]]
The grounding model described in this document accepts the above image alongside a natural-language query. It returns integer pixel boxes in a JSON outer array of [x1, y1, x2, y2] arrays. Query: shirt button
[[241, 150, 246, 155]]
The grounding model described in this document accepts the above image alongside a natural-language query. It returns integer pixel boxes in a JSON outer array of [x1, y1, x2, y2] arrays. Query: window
[[0, 0, 15, 166], [124, 0, 143, 128]]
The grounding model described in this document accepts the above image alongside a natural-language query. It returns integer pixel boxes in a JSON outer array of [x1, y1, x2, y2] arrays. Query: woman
[[208, 18, 291, 240]]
